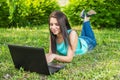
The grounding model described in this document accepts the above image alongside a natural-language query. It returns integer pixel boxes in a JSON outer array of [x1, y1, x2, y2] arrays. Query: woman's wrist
[[53, 54, 58, 60]]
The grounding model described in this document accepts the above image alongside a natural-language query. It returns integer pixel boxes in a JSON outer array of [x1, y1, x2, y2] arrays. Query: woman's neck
[[56, 33, 63, 43], [57, 34, 62, 39]]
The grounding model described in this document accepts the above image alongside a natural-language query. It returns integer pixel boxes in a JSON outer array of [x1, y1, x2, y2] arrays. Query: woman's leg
[[80, 15, 97, 50], [81, 21, 96, 40]]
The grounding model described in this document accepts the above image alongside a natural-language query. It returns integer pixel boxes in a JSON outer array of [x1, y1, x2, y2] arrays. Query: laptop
[[8, 44, 65, 75]]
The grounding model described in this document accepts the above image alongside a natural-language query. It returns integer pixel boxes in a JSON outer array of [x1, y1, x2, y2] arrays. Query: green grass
[[0, 25, 120, 80]]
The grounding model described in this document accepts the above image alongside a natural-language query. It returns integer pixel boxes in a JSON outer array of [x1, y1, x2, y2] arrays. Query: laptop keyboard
[[48, 63, 65, 74], [48, 66, 59, 73]]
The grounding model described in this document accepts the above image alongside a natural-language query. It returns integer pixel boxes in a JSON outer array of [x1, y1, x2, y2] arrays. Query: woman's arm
[[54, 30, 78, 62], [46, 30, 78, 63]]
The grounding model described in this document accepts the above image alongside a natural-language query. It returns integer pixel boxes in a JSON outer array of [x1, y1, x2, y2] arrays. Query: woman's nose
[[51, 25, 56, 29]]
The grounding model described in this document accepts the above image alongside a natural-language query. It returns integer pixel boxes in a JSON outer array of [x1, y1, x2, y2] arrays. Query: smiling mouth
[[51, 29, 57, 32], [52, 30, 57, 33]]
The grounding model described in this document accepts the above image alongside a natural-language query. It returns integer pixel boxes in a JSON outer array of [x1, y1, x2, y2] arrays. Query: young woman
[[46, 10, 97, 63]]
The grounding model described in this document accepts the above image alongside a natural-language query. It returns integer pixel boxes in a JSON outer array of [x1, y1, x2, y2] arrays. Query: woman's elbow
[[66, 57, 73, 63]]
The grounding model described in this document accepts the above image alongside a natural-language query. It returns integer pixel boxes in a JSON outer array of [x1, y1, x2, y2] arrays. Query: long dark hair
[[49, 10, 71, 53]]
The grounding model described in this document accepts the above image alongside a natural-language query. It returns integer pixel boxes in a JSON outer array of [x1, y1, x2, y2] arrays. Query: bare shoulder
[[69, 30, 78, 40], [69, 30, 78, 36], [69, 30, 78, 49]]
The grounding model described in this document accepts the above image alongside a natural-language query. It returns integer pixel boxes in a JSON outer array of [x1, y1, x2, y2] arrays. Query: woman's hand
[[46, 53, 56, 63]]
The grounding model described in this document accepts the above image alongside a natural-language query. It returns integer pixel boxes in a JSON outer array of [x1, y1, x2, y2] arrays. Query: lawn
[[0, 25, 120, 80]]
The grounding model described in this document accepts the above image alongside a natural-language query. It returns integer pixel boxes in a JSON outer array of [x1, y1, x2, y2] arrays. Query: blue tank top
[[56, 30, 88, 56]]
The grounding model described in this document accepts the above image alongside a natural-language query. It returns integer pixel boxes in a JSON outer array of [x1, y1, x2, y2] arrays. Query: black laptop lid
[[8, 44, 50, 75]]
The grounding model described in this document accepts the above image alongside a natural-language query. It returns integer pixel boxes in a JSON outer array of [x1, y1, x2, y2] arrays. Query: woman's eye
[[55, 23, 59, 26], [50, 23, 53, 26]]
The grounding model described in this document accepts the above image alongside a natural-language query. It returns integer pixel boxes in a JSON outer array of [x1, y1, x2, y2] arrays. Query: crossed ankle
[[87, 10, 96, 17], [80, 9, 96, 19]]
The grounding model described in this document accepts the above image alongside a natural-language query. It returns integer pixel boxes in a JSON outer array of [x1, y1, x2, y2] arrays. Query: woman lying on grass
[[46, 10, 97, 63]]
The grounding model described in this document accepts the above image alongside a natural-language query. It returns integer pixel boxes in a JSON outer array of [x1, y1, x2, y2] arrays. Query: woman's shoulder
[[67, 29, 77, 35], [68, 29, 78, 40]]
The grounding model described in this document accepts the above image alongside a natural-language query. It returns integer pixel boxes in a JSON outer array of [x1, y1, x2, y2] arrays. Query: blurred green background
[[0, 0, 120, 28]]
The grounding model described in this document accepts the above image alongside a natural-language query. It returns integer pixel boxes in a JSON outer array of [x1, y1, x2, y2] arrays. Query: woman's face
[[50, 17, 61, 35]]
